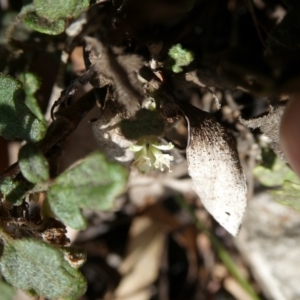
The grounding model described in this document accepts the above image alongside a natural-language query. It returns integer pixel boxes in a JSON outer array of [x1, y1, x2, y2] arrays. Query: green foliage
[[253, 157, 300, 187], [0, 178, 32, 205], [19, 143, 49, 184], [33, 0, 89, 21], [0, 74, 47, 142], [271, 181, 300, 211], [23, 0, 89, 35], [168, 44, 194, 73], [254, 157, 300, 211], [47, 151, 128, 230], [24, 11, 66, 35], [20, 72, 46, 123], [260, 147, 276, 169], [0, 280, 15, 300], [21, 0, 89, 35], [0, 239, 86, 299]]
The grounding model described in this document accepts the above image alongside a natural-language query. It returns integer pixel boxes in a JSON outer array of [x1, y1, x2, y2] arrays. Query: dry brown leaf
[[178, 101, 247, 236], [113, 216, 165, 300], [91, 99, 134, 167], [240, 104, 286, 161]]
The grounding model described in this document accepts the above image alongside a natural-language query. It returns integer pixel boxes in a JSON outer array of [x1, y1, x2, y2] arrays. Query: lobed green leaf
[[0, 280, 16, 300], [47, 151, 128, 230], [0, 74, 47, 142], [254, 157, 300, 187], [168, 44, 194, 73], [0, 178, 32, 205], [24, 12, 66, 35], [34, 0, 89, 21], [272, 181, 300, 211], [19, 143, 49, 184], [20, 72, 46, 123], [0, 239, 86, 299]]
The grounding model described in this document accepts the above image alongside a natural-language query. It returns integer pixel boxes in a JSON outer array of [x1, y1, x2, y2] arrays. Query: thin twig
[[46, 51, 70, 121], [243, 0, 268, 51], [0, 90, 97, 189], [176, 195, 261, 300]]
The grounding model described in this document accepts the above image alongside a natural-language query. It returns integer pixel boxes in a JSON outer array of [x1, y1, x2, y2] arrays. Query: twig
[[176, 195, 261, 300], [45, 51, 70, 121], [243, 0, 268, 51], [0, 89, 97, 189]]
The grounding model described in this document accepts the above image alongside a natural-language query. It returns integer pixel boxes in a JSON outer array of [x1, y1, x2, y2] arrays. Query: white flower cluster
[[130, 139, 174, 174]]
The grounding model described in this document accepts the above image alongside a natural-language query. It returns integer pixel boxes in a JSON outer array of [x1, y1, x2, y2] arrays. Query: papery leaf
[[178, 101, 247, 236], [0, 74, 47, 142], [85, 37, 143, 111], [91, 99, 134, 167], [19, 143, 49, 184], [47, 151, 128, 230], [240, 104, 286, 161], [271, 181, 300, 211], [0, 239, 86, 299]]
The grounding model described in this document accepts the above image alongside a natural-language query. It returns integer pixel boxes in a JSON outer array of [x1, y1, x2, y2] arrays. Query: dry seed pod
[[178, 101, 247, 236]]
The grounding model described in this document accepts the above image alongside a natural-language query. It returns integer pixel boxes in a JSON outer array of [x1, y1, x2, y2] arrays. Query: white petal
[[151, 142, 174, 151], [130, 144, 145, 152]]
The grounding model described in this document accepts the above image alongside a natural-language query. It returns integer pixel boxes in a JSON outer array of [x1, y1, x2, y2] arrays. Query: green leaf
[[20, 72, 46, 123], [253, 157, 300, 187], [34, 0, 89, 21], [47, 151, 128, 230], [255, 157, 300, 211], [271, 181, 300, 211], [0, 74, 47, 142], [22, 0, 89, 35], [24, 12, 66, 35], [19, 143, 49, 184], [168, 44, 194, 73], [0, 178, 33, 205], [0, 239, 86, 299], [0, 280, 15, 300]]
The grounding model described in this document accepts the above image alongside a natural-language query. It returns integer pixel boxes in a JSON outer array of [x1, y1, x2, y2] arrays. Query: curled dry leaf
[[91, 99, 134, 167], [177, 101, 247, 236], [84, 37, 144, 112], [240, 104, 286, 161]]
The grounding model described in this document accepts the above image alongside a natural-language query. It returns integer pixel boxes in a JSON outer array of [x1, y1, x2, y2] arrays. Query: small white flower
[[130, 139, 174, 173], [151, 142, 174, 151], [153, 153, 174, 171], [143, 97, 156, 111], [150, 144, 174, 172], [132, 154, 153, 174]]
